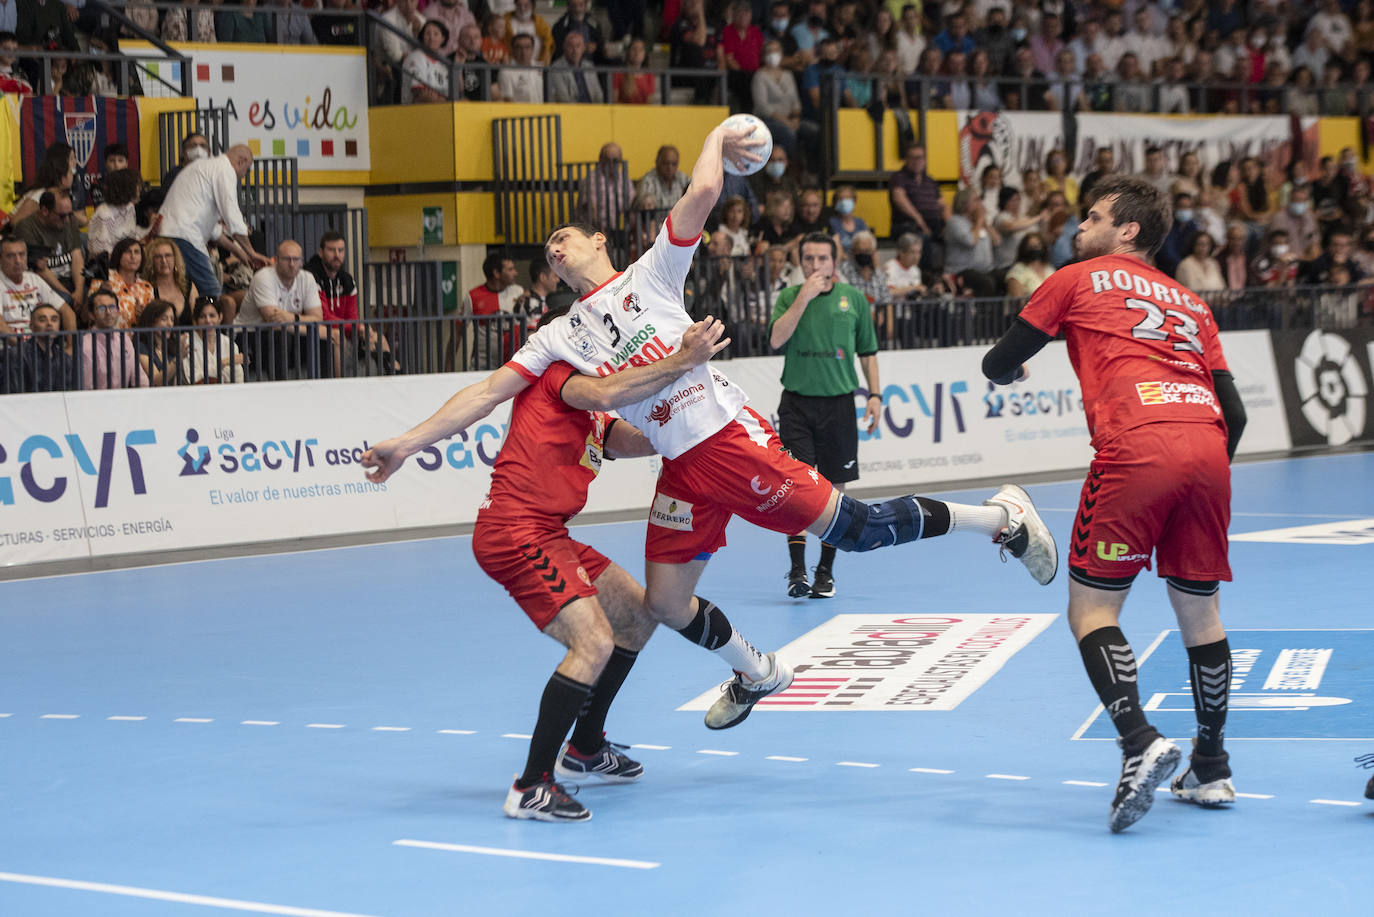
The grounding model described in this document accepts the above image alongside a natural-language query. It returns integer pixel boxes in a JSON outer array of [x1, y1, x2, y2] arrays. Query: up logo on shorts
[[650, 493, 694, 531], [1097, 541, 1149, 563]]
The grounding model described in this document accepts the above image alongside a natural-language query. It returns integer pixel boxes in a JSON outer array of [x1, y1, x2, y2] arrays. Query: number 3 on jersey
[[1124, 297, 1203, 353], [603, 312, 621, 346]]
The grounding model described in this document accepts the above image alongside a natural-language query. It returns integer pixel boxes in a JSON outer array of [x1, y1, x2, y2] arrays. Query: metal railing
[[14, 46, 190, 97], [157, 108, 231, 176]]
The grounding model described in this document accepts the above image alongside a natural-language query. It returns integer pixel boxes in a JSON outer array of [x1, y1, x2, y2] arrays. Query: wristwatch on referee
[[867, 393, 882, 405]]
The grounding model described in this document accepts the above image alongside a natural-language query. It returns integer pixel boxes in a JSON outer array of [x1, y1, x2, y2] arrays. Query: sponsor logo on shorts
[[750, 475, 770, 495], [576, 566, 592, 586], [649, 493, 694, 531], [677, 614, 1055, 712], [1136, 380, 1219, 412], [809, 468, 820, 483], [755, 477, 796, 513], [1096, 541, 1149, 563]]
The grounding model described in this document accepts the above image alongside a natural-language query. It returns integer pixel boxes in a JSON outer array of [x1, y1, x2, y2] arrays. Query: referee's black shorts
[[777, 390, 860, 485]]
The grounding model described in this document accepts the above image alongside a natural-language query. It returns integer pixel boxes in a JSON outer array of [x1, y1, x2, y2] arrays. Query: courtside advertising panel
[[1271, 327, 1374, 448]]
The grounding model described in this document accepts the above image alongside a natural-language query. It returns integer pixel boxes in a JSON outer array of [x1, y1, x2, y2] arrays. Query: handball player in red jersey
[[982, 175, 1248, 833], [365, 121, 1058, 741]]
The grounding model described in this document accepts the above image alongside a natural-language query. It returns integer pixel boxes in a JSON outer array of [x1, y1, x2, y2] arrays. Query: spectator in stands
[[670, 0, 720, 103], [1237, 156, 1274, 239], [237, 239, 331, 379], [866, 7, 897, 64], [402, 20, 452, 103], [944, 188, 998, 297], [548, 31, 602, 103], [1300, 228, 1365, 285], [753, 188, 799, 256], [1043, 148, 1078, 207], [1045, 191, 1078, 267], [1029, 10, 1063, 75], [828, 184, 868, 254], [124, 0, 159, 36], [716, 195, 752, 256], [134, 300, 185, 387], [1251, 228, 1302, 288], [1079, 53, 1113, 111], [967, 48, 1002, 110], [1291, 28, 1331, 79], [1140, 146, 1174, 196], [1069, 16, 1103, 74], [90, 143, 129, 208], [1157, 56, 1190, 113], [216, 0, 271, 43], [552, 0, 610, 65], [16, 0, 76, 59], [498, 32, 544, 102], [633, 144, 689, 213], [162, 0, 217, 42], [313, 0, 360, 45], [1078, 146, 1114, 203], [481, 15, 510, 65], [0, 31, 33, 95], [1318, 60, 1349, 115], [159, 144, 268, 306], [514, 257, 566, 335], [752, 40, 805, 161], [87, 169, 142, 259], [764, 245, 803, 309], [884, 232, 931, 301], [577, 143, 632, 232], [271, 0, 317, 45], [1218, 221, 1252, 292], [1286, 65, 1321, 116], [613, 36, 655, 103], [792, 188, 827, 237], [378, 0, 425, 68], [455, 22, 501, 100], [1002, 44, 1048, 111], [1270, 184, 1321, 260], [308, 230, 396, 375], [1097, 9, 1128, 72], [105, 238, 155, 327], [505, 0, 554, 66], [895, 3, 924, 75], [992, 186, 1042, 275], [1354, 1, 1374, 59], [889, 142, 943, 253], [837, 229, 886, 305], [1004, 232, 1053, 299], [1157, 192, 1201, 277], [11, 143, 79, 227], [183, 296, 245, 384], [1173, 150, 1206, 199], [1174, 229, 1225, 293], [934, 10, 975, 57], [82, 286, 146, 389], [14, 190, 84, 308], [750, 145, 800, 207], [801, 36, 846, 120], [1020, 167, 1046, 216], [936, 49, 971, 109], [162, 133, 210, 190], [760, 0, 799, 64], [143, 237, 198, 322], [0, 236, 71, 336], [430, 0, 477, 57], [791, 0, 830, 58], [1, 301, 80, 393], [453, 250, 522, 371], [1113, 52, 1152, 112], [1045, 47, 1083, 111], [906, 46, 943, 110]]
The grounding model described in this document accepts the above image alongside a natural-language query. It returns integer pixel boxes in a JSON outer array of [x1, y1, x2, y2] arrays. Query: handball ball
[[721, 113, 773, 177]]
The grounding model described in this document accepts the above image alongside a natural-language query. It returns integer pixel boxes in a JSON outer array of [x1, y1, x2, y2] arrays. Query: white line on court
[[1063, 780, 1108, 787], [1235, 792, 1275, 799], [766, 755, 808, 762], [987, 774, 1031, 781], [107, 715, 147, 721], [908, 768, 954, 774], [174, 717, 212, 723], [0, 871, 383, 916], [0, 713, 10, 717], [630, 743, 670, 750], [837, 761, 880, 768], [437, 729, 476, 735], [242, 721, 280, 726], [371, 726, 410, 732], [1309, 798, 1363, 807], [307, 723, 347, 729], [40, 714, 79, 719], [501, 732, 532, 739], [697, 749, 738, 756], [393, 839, 659, 870]]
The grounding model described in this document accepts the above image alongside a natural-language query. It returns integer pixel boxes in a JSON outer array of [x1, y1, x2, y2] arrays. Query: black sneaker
[[809, 566, 835, 598], [1109, 734, 1181, 833], [1356, 753, 1374, 799], [555, 739, 644, 784], [502, 774, 591, 822], [786, 566, 810, 598], [1170, 745, 1235, 807]]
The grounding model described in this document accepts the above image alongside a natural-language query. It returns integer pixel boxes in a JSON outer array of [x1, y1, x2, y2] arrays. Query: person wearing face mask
[[976, 6, 1016, 75], [1157, 191, 1202, 278], [837, 229, 885, 303], [1249, 228, 1300, 289], [1004, 232, 1053, 298], [1268, 184, 1321, 260], [749, 146, 800, 204], [752, 39, 805, 160], [161, 133, 212, 191], [828, 184, 869, 253]]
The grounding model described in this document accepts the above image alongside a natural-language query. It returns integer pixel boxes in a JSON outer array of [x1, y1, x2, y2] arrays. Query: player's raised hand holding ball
[[718, 114, 773, 176]]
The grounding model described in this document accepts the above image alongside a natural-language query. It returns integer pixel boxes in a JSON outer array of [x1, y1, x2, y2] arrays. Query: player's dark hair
[[537, 303, 572, 329], [799, 231, 837, 260], [1085, 174, 1171, 258]]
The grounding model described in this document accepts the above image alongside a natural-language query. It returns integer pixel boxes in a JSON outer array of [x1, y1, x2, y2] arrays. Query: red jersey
[[480, 361, 614, 528], [1019, 254, 1230, 449]]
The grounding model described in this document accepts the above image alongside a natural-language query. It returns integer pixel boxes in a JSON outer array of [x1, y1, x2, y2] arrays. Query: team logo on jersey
[[834, 347, 845, 360], [1137, 381, 1166, 405], [750, 475, 770, 495], [622, 292, 643, 316], [838, 296, 850, 312], [650, 493, 694, 531]]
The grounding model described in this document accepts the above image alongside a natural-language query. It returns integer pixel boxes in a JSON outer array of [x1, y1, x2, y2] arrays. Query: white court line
[[307, 724, 346, 729], [767, 755, 808, 762], [1235, 792, 1275, 800], [393, 839, 659, 870], [909, 768, 954, 775], [987, 774, 1031, 781], [836, 761, 880, 768], [40, 714, 79, 719], [501, 733, 532, 740], [174, 718, 212, 723], [371, 726, 410, 732], [1070, 629, 1172, 741], [437, 729, 475, 735], [0, 713, 11, 718], [241, 721, 280, 726], [0, 871, 382, 916], [697, 749, 738, 756], [630, 744, 670, 750], [107, 716, 146, 721], [1310, 798, 1363, 807], [1063, 780, 1107, 787]]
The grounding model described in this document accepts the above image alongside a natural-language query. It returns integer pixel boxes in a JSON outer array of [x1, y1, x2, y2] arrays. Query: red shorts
[[646, 407, 835, 564], [1069, 422, 1232, 584], [472, 515, 612, 630]]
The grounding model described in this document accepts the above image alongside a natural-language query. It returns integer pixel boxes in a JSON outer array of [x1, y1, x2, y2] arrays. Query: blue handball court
[[1, 451, 1371, 916]]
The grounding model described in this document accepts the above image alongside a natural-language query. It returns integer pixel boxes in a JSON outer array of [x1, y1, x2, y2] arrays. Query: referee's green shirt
[[769, 281, 879, 397]]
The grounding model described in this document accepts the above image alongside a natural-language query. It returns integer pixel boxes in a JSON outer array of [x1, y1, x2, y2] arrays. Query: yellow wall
[[1318, 117, 1363, 163], [366, 191, 498, 247], [134, 96, 197, 183]]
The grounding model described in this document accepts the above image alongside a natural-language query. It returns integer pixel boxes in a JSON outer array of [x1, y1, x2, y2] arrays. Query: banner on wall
[[957, 110, 1314, 187], [0, 331, 1288, 567], [1271, 327, 1374, 448], [125, 41, 370, 171], [18, 96, 142, 202]]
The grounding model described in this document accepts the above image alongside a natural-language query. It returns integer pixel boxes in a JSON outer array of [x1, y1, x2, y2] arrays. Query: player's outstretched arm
[[669, 124, 767, 241], [981, 318, 1054, 385], [560, 316, 730, 412], [361, 366, 530, 483]]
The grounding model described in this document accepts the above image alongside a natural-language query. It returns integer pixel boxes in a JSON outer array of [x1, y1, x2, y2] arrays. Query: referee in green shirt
[[768, 232, 882, 598]]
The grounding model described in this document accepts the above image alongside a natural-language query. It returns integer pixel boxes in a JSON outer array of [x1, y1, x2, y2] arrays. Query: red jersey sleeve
[[540, 361, 579, 401], [1018, 261, 1085, 337]]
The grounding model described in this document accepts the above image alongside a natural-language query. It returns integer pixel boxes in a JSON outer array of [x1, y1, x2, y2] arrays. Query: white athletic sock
[[718, 630, 770, 681], [945, 502, 1006, 537]]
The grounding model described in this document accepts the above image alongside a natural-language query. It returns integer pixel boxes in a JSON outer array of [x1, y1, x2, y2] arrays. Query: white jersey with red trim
[[507, 219, 749, 459]]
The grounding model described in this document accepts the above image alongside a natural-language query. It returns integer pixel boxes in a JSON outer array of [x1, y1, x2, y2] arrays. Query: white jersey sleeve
[[507, 316, 568, 381], [637, 216, 701, 300]]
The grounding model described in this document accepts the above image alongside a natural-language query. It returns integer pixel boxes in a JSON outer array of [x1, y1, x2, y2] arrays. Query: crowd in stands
[[0, 134, 394, 393]]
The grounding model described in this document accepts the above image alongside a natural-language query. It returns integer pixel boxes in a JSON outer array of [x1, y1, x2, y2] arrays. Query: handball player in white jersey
[[363, 122, 1058, 728]]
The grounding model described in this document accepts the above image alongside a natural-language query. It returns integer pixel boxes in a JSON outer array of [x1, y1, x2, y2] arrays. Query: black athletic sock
[[1187, 638, 1231, 757], [915, 497, 951, 538], [818, 542, 837, 572], [675, 596, 769, 679], [517, 671, 592, 789], [569, 646, 639, 756], [787, 536, 807, 571], [1078, 626, 1157, 751]]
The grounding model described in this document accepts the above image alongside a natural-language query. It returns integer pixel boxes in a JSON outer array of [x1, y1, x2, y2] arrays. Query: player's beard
[[1075, 230, 1107, 260]]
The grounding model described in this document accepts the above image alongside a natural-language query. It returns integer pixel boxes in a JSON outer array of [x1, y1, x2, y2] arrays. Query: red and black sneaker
[[502, 774, 591, 822], [555, 738, 644, 784]]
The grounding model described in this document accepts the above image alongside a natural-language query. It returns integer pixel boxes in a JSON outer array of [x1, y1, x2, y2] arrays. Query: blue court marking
[[1, 453, 1371, 916]]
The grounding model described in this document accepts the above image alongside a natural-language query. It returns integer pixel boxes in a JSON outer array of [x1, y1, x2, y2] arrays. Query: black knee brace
[[822, 495, 924, 552]]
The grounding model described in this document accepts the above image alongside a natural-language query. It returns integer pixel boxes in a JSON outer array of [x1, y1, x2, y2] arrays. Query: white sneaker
[[1171, 748, 1235, 806], [704, 653, 794, 730], [985, 483, 1058, 585], [1109, 735, 1182, 833]]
